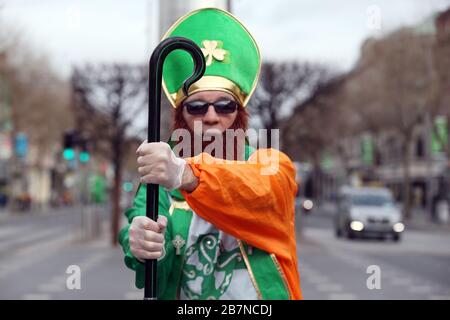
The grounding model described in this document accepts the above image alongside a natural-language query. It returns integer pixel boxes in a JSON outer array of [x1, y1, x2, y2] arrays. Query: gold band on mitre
[[166, 76, 248, 108]]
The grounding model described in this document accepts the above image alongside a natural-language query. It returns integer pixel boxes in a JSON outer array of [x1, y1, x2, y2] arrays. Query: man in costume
[[119, 8, 302, 300]]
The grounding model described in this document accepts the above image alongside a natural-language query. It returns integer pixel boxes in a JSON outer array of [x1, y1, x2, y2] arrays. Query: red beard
[[171, 105, 249, 160]]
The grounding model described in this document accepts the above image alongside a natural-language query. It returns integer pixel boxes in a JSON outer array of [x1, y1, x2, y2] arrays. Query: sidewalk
[[0, 204, 109, 223], [0, 205, 71, 221], [405, 207, 450, 233]]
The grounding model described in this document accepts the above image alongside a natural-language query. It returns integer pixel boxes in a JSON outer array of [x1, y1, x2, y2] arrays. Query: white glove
[[136, 141, 186, 191], [129, 215, 167, 262]]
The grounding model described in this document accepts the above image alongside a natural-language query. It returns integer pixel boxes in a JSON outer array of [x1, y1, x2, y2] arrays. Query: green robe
[[119, 145, 291, 299]]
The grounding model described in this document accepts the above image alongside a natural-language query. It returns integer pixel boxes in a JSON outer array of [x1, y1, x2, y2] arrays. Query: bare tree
[[7, 55, 72, 162], [283, 72, 350, 199], [71, 64, 147, 246], [285, 76, 342, 155], [1, 24, 72, 208], [432, 8, 450, 155], [343, 29, 438, 219], [249, 61, 334, 147]]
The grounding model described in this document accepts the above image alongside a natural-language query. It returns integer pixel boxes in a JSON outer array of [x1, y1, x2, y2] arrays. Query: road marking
[[382, 271, 400, 278], [408, 285, 434, 294], [38, 282, 65, 293], [300, 270, 321, 278], [428, 295, 450, 300], [0, 227, 66, 252], [391, 277, 414, 286], [124, 291, 143, 300], [25, 250, 112, 298], [22, 293, 51, 300], [327, 293, 357, 300], [317, 284, 343, 292], [0, 226, 29, 240], [307, 275, 330, 284], [0, 231, 75, 279], [299, 224, 450, 300]]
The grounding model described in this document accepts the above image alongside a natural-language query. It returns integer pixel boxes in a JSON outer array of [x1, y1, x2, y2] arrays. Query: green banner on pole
[[431, 116, 448, 154], [321, 151, 333, 170], [361, 135, 374, 165]]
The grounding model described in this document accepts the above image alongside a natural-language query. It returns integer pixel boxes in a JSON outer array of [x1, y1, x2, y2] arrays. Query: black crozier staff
[[145, 36, 205, 300]]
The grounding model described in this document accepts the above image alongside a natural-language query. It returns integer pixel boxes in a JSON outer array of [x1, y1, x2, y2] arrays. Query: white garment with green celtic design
[[179, 212, 258, 300]]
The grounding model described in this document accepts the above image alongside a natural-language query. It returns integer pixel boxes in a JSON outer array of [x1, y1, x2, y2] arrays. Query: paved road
[[297, 206, 450, 300], [0, 204, 449, 299], [0, 206, 142, 300]]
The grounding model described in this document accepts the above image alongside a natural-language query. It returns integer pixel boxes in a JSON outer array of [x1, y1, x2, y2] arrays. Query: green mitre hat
[[162, 7, 261, 107]]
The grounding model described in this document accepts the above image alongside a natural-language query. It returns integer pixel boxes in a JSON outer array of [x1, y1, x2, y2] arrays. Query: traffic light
[[79, 151, 90, 163], [62, 130, 91, 163], [63, 148, 75, 161], [63, 130, 76, 161], [79, 138, 90, 163]]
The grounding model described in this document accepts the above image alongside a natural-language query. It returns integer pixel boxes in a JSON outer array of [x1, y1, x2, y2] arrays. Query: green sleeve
[[118, 184, 174, 296]]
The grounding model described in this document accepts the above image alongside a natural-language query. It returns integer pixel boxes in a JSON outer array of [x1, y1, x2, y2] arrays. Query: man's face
[[181, 91, 238, 136]]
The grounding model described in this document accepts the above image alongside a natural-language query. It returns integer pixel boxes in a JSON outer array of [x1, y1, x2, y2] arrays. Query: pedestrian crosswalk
[[20, 248, 112, 299], [0, 226, 68, 253], [0, 227, 75, 280], [0, 216, 140, 299], [0, 226, 25, 239]]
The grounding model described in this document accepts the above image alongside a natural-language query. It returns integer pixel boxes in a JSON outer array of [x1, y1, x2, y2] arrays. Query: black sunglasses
[[182, 99, 238, 115]]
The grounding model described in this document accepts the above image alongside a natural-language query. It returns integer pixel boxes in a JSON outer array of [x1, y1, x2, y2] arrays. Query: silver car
[[334, 187, 405, 241]]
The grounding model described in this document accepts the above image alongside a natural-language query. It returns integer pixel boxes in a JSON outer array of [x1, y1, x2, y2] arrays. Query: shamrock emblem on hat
[[200, 40, 228, 66]]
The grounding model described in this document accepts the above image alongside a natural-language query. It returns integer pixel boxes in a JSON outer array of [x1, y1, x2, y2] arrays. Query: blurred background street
[[1, 0, 450, 300], [298, 202, 450, 300], [0, 203, 449, 299]]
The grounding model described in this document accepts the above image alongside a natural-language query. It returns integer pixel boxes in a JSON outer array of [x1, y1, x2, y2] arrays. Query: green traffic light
[[79, 151, 90, 163], [63, 148, 75, 161], [123, 182, 133, 193]]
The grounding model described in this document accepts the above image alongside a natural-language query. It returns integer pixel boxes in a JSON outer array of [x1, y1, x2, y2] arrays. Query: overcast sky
[[1, 0, 449, 78]]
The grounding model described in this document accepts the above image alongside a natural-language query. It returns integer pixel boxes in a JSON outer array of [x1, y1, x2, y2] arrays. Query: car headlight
[[303, 199, 313, 210], [393, 222, 405, 233], [350, 221, 364, 232]]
